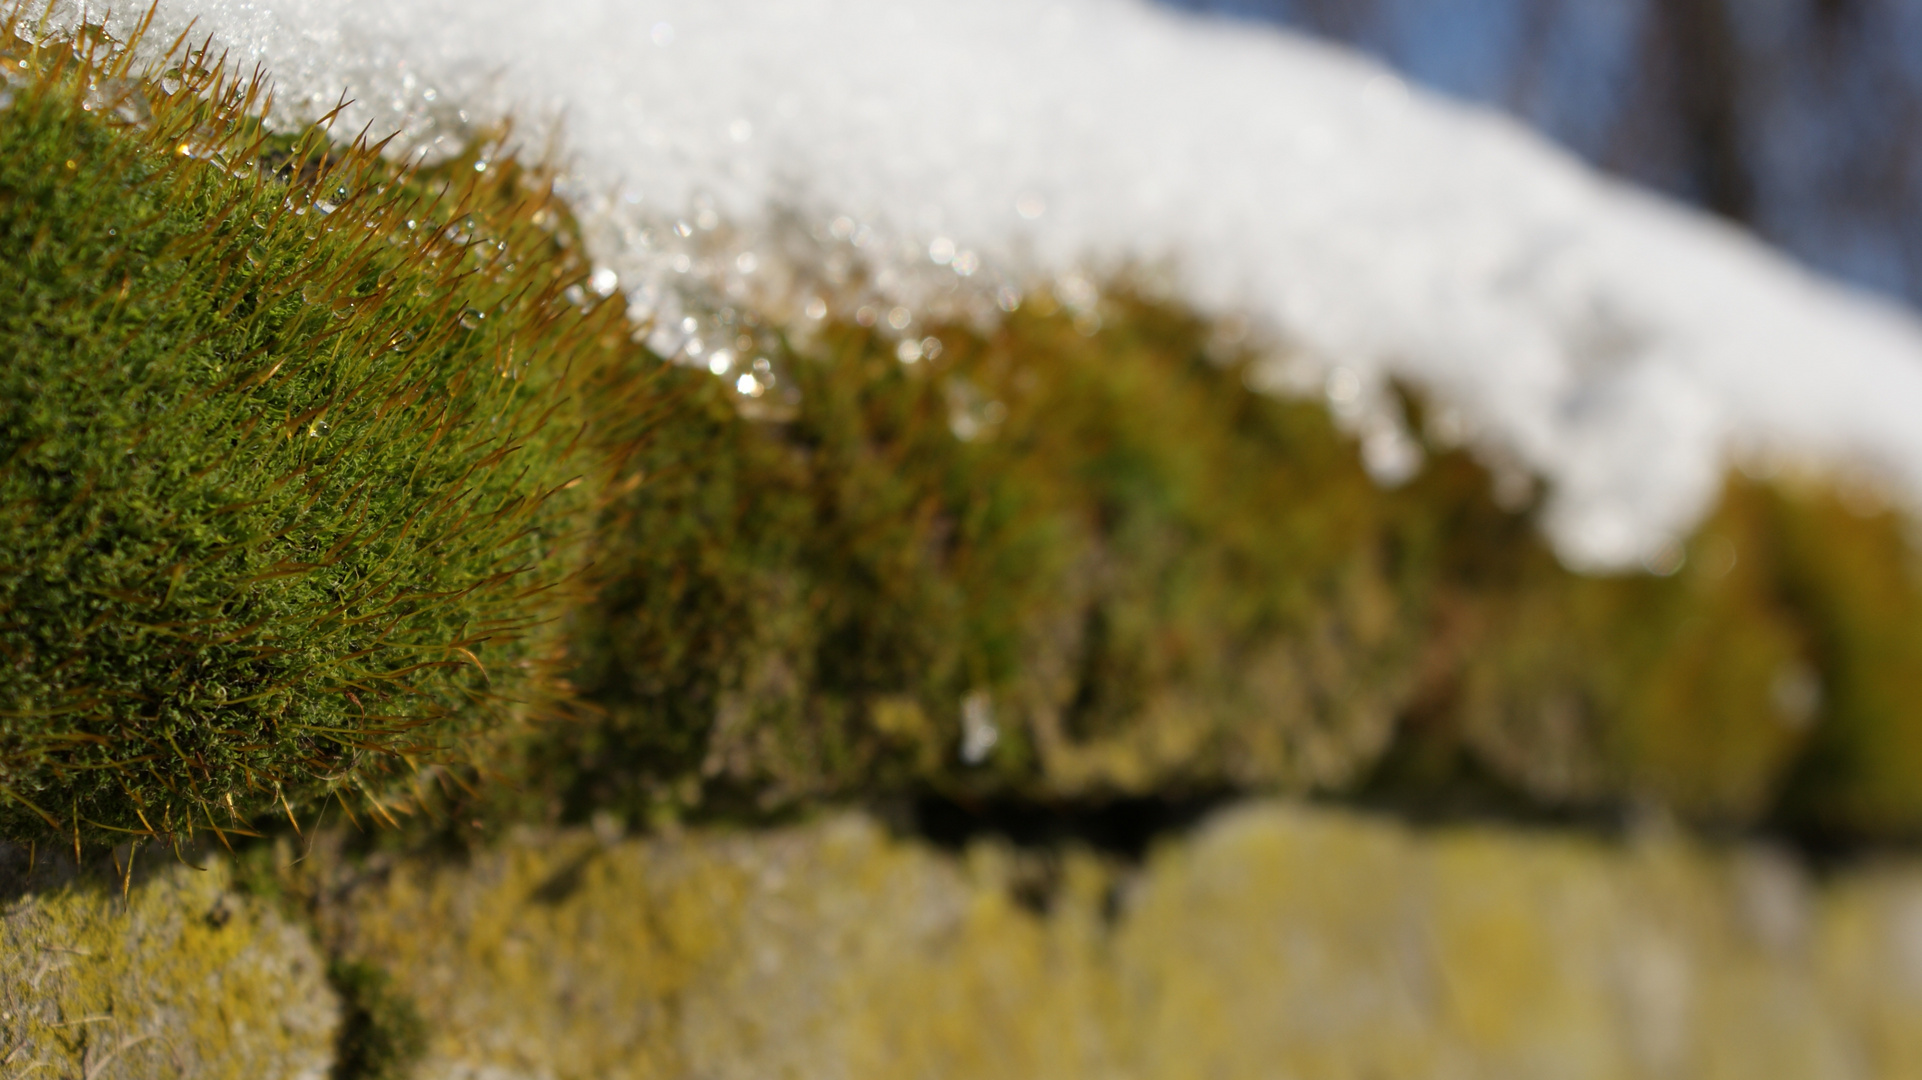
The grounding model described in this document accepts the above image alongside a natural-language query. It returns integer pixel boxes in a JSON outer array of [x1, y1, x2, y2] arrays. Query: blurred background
[[1167, 0, 1922, 310]]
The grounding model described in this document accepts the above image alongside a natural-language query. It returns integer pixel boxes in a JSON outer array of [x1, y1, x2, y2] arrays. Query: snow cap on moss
[[29, 0, 1922, 568]]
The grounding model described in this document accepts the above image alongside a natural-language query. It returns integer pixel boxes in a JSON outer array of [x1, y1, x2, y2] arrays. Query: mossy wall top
[[554, 290, 1922, 840], [5, 16, 1922, 851]]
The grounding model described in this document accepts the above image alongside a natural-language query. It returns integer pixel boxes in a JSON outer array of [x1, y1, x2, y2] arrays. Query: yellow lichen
[[0, 855, 334, 1078], [269, 806, 1922, 1079]]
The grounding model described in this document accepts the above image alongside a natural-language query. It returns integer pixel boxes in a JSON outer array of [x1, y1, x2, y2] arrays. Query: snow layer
[[29, 0, 1922, 568]]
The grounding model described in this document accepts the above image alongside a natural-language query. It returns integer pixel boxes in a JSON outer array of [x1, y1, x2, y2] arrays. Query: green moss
[[1427, 475, 1816, 820], [1754, 482, 1922, 834], [0, 20, 638, 847], [329, 958, 428, 1080], [550, 291, 1922, 838], [545, 297, 1421, 821], [5, 13, 1922, 850]]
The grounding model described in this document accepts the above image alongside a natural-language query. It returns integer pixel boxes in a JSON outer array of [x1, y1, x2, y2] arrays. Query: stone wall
[[0, 853, 335, 1078], [9, 803, 1922, 1078]]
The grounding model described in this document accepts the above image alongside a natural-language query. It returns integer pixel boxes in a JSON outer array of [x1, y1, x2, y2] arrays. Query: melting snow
[[28, 0, 1922, 568]]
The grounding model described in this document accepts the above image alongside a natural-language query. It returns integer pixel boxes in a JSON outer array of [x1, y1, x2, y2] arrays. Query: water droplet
[[804, 297, 828, 320], [735, 251, 759, 274], [590, 267, 619, 296], [110, 85, 151, 126], [928, 237, 956, 265], [645, 323, 683, 355], [960, 692, 999, 764], [855, 306, 878, 327], [887, 306, 912, 330], [897, 339, 923, 364], [1491, 467, 1534, 511], [735, 373, 763, 397], [301, 281, 325, 305], [1771, 664, 1822, 729], [563, 283, 588, 308], [1641, 539, 1686, 577], [459, 309, 485, 330], [1425, 406, 1469, 447], [1361, 419, 1422, 487], [1325, 367, 1362, 406], [1057, 273, 1099, 311], [1699, 536, 1738, 579], [159, 69, 183, 95]]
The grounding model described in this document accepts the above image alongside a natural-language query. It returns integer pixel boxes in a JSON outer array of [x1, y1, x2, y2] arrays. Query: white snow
[[26, 0, 1922, 568]]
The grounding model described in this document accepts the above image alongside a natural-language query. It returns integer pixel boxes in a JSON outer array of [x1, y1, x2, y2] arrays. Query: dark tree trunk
[[1656, 0, 1756, 223]]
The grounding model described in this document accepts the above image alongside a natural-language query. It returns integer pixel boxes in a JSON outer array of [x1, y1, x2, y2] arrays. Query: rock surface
[[328, 806, 1922, 1078], [0, 851, 336, 1079], [7, 803, 1922, 1077]]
